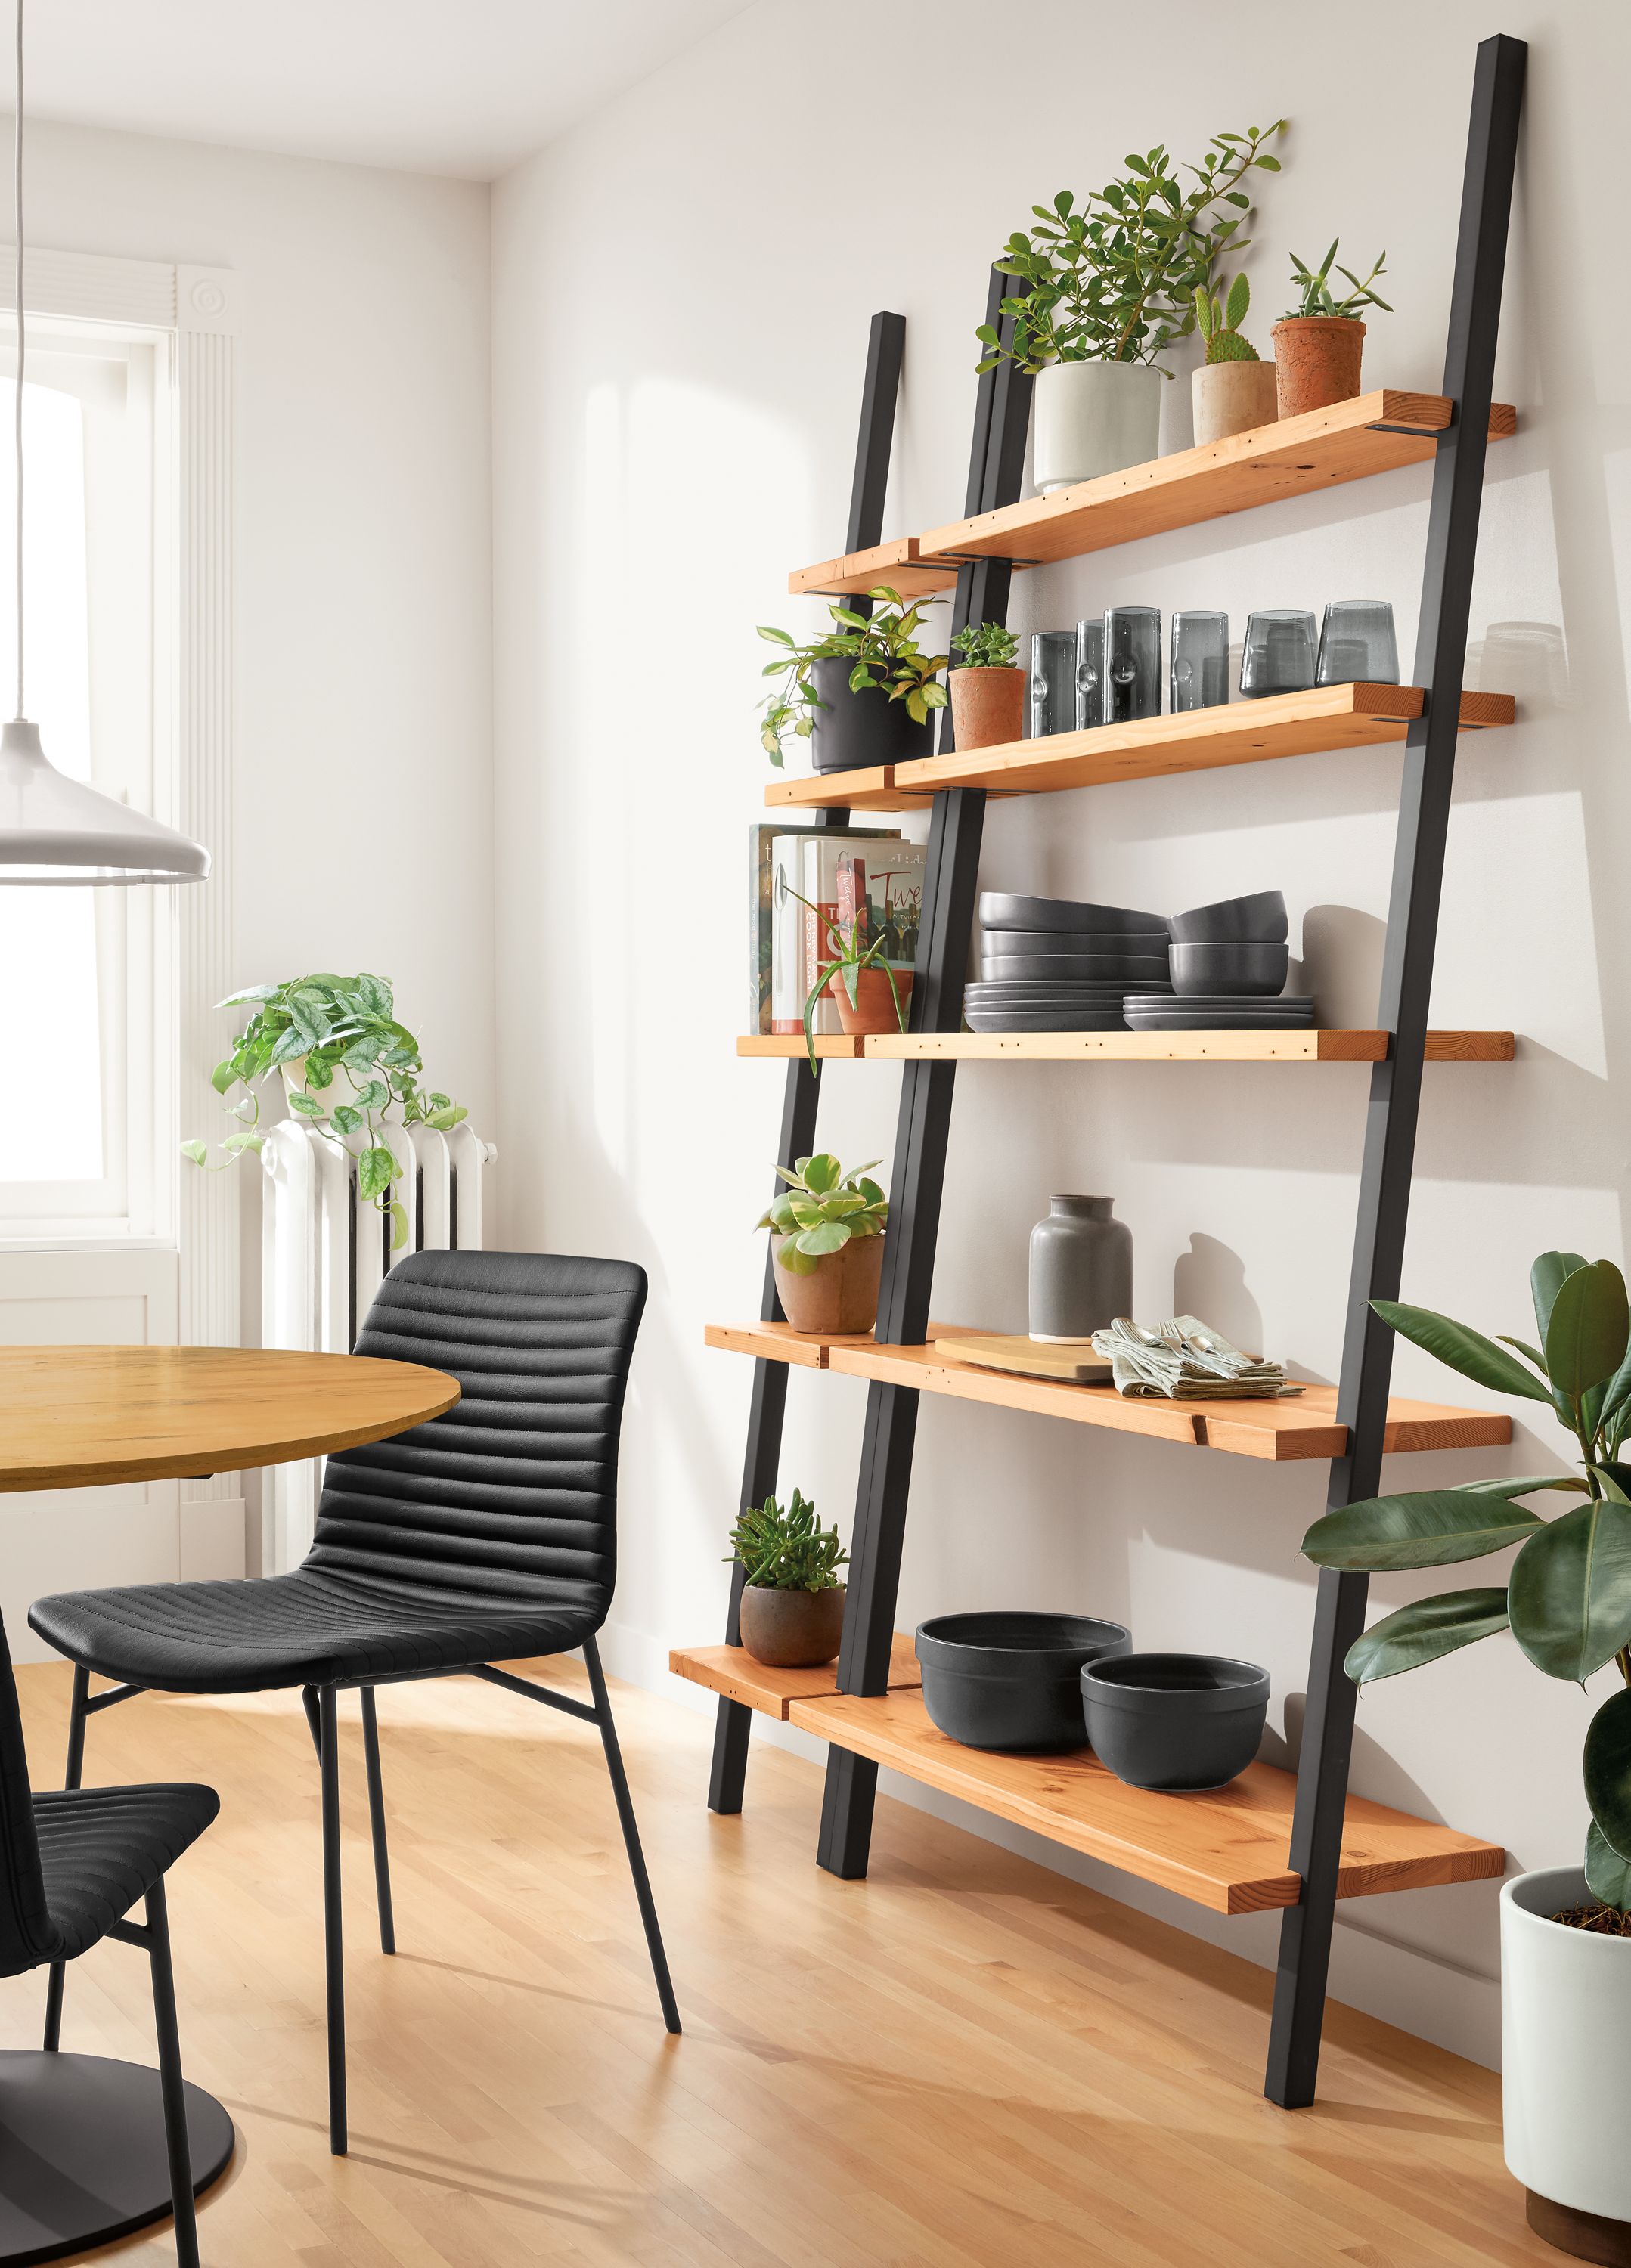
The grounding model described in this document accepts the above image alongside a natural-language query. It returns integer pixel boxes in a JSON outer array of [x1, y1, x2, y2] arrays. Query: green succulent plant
[[756, 1152, 888, 1277], [1283, 240, 1391, 321], [951, 621, 1021, 670], [1302, 1252, 1631, 1910], [1195, 271, 1260, 363], [726, 1489, 849, 1593]]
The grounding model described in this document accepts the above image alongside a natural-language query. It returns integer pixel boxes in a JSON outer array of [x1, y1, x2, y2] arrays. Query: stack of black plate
[[970, 892, 1171, 1032], [1123, 890, 1316, 1032]]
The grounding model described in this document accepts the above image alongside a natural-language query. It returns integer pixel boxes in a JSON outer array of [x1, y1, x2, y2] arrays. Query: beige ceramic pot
[[738, 1582, 846, 1668], [949, 665, 1025, 751], [826, 965, 913, 1035], [1191, 360, 1279, 447], [772, 1230, 884, 1334], [1270, 317, 1366, 419]]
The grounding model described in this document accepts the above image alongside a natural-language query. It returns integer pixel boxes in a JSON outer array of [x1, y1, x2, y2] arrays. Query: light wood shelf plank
[[736, 1032, 864, 1059], [669, 1633, 920, 1719], [788, 1686, 1504, 1914], [736, 1030, 1516, 1064], [787, 537, 960, 600]]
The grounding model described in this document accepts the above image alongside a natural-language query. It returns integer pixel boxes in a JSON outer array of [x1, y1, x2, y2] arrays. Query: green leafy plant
[[780, 883, 909, 1074], [1301, 1253, 1631, 1910], [976, 122, 1284, 376], [1283, 240, 1391, 320], [756, 1152, 888, 1278], [1194, 271, 1260, 363], [184, 972, 466, 1246], [726, 1488, 849, 1592], [756, 586, 947, 767], [951, 621, 1020, 670]]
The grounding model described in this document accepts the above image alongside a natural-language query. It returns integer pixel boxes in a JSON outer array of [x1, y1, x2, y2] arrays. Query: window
[[0, 324, 172, 1235]]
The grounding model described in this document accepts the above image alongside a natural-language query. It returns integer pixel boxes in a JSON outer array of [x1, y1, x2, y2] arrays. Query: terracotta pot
[[826, 964, 913, 1035], [772, 1229, 884, 1334], [1191, 359, 1279, 447], [1270, 317, 1366, 420], [738, 1582, 846, 1669], [949, 665, 1025, 751]]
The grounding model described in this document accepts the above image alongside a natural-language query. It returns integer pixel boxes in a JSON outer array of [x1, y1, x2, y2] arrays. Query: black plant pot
[[1080, 1653, 1270, 1791], [916, 1610, 1130, 1752], [811, 655, 935, 773]]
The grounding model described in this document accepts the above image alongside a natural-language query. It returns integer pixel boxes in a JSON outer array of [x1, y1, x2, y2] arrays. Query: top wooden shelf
[[787, 392, 1518, 594]]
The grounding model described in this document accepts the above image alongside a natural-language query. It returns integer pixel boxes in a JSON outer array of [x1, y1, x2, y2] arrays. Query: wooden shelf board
[[738, 1030, 1515, 1064], [764, 683, 1515, 812], [669, 1633, 920, 1719], [705, 1322, 1511, 1462], [736, 1032, 864, 1059], [788, 1686, 1504, 1915], [787, 536, 960, 600]]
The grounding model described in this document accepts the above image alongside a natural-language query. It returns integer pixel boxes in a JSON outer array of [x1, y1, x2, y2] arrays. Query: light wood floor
[[5, 1655, 1558, 2267]]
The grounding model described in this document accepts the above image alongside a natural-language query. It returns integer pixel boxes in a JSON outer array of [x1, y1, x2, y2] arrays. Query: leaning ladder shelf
[[691, 32, 1527, 2119]]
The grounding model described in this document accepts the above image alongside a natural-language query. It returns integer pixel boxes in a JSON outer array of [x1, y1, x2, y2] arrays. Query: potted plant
[[1191, 272, 1278, 445], [757, 1151, 888, 1335], [1301, 1252, 1631, 2260], [1271, 240, 1391, 419], [781, 883, 912, 1065], [184, 971, 466, 1247], [726, 1488, 849, 1668], [948, 620, 1024, 750], [758, 586, 947, 772], [978, 122, 1283, 493]]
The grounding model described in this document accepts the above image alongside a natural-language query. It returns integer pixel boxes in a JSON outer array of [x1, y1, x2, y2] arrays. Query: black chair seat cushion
[[3, 1783, 221, 1975], [27, 1569, 599, 1697]]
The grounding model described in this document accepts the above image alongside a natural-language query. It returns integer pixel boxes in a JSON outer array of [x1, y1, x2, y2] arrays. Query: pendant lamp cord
[[11, 0, 22, 723]]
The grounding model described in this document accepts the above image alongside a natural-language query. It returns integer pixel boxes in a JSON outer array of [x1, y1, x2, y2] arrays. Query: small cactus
[[1195, 272, 1260, 364]]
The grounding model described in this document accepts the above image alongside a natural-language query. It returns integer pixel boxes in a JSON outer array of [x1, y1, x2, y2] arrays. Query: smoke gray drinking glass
[[1027, 631, 1079, 738], [1240, 609, 1317, 699], [1076, 618, 1105, 729], [1103, 607, 1161, 723], [1316, 600, 1400, 686], [1170, 611, 1229, 713]]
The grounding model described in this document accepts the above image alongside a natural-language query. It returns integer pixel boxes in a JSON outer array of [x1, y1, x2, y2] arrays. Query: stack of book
[[749, 826, 930, 1035]]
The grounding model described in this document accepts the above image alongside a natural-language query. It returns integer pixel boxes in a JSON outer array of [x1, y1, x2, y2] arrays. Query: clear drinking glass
[[1240, 609, 1317, 699], [1170, 611, 1229, 713], [1027, 631, 1079, 738], [1316, 600, 1399, 686], [1075, 619, 1105, 729], [1103, 607, 1161, 723]]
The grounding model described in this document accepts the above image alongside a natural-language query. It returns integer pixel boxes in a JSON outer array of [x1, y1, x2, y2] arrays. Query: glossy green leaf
[[1545, 1261, 1630, 1399], [794, 1221, 849, 1258], [1508, 1498, 1631, 1678], [287, 1089, 324, 1119], [1532, 1251, 1589, 1344], [1585, 1689, 1631, 1861], [1372, 1299, 1555, 1402], [1585, 1820, 1631, 1910], [1344, 1588, 1509, 1683], [210, 1058, 237, 1095], [180, 1139, 208, 1167], [1303, 1487, 1546, 1571], [358, 1145, 398, 1201], [802, 1154, 842, 1194]]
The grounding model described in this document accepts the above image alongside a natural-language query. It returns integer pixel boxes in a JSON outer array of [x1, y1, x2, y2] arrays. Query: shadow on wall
[[1466, 618, 1570, 706], [1301, 903, 1386, 1030], [1171, 1232, 1264, 1356]]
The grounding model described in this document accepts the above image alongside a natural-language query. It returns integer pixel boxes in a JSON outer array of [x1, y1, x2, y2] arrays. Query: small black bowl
[[1167, 891, 1288, 945], [1169, 940, 1289, 997], [916, 1610, 1131, 1752], [1080, 1653, 1270, 1790]]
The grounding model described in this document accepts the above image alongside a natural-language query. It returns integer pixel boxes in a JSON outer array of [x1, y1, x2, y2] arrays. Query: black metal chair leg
[[300, 1682, 322, 1761], [318, 1682, 347, 2155], [144, 1879, 201, 2268], [581, 1638, 680, 2034], [42, 1664, 90, 2052], [358, 1686, 395, 1954]]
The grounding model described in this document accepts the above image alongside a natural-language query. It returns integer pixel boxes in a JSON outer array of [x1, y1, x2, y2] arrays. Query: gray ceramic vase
[[1028, 1194, 1133, 1343]]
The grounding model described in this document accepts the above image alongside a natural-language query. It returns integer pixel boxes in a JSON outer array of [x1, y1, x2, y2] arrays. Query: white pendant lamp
[[0, 0, 207, 885]]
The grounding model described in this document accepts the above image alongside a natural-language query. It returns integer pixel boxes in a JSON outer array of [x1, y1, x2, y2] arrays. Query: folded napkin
[[1089, 1315, 1305, 1400]]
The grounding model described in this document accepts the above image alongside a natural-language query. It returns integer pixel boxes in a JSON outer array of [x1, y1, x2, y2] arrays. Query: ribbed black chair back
[[0, 1616, 51, 1977], [307, 1250, 648, 1624]]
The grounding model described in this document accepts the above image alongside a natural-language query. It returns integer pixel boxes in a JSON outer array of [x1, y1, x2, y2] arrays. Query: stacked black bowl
[[969, 892, 1171, 1031], [1124, 891, 1314, 1033]]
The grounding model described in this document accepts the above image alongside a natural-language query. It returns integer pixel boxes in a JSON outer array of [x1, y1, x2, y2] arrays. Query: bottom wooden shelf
[[669, 1633, 920, 1720], [789, 1687, 1504, 1916]]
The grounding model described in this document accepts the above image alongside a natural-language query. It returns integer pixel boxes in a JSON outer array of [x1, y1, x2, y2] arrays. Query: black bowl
[[981, 928, 1171, 957], [1167, 890, 1288, 945], [979, 892, 1167, 937], [1080, 1652, 1270, 1789], [916, 1611, 1131, 1751], [1169, 941, 1289, 997], [981, 954, 1172, 983]]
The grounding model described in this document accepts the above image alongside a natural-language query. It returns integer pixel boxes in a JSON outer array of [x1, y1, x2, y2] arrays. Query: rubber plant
[[1301, 1252, 1631, 1911], [756, 1152, 888, 1278], [725, 1489, 849, 1592], [757, 585, 947, 767], [184, 971, 466, 1245]]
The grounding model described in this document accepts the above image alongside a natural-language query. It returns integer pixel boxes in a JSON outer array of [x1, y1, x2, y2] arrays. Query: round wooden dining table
[[0, 1343, 459, 2264]]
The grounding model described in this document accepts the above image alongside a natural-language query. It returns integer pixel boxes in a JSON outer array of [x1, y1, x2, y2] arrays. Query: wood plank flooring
[[4, 1656, 1555, 2266]]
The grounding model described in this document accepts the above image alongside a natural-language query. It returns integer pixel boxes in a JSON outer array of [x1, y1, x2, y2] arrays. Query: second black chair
[[29, 1248, 679, 2156]]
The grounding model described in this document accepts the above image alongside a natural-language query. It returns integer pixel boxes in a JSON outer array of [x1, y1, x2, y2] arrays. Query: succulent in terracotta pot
[[757, 1151, 888, 1334], [727, 1488, 849, 1668], [949, 620, 1024, 751], [1271, 241, 1391, 420]]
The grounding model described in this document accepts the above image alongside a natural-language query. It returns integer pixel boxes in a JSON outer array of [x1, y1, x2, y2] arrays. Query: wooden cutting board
[[934, 1333, 1114, 1384]]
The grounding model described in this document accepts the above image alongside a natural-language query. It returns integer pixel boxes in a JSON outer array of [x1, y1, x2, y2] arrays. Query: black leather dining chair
[[0, 1615, 216, 2266], [29, 1249, 679, 2158]]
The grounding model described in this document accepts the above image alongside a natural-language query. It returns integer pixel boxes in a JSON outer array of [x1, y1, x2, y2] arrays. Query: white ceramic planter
[[1502, 1866, 1631, 2247], [1032, 361, 1161, 493]]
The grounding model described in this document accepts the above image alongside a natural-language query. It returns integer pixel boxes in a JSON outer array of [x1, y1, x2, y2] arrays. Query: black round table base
[[0, 2050, 234, 2264]]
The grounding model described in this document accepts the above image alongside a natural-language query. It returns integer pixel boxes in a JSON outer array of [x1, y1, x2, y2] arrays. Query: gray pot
[[1081, 1653, 1270, 1790], [916, 1611, 1130, 1751], [1028, 1194, 1132, 1341]]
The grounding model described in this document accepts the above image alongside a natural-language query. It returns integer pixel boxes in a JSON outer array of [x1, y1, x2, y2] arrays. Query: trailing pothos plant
[[1302, 1252, 1631, 1910], [756, 586, 947, 767], [756, 1152, 888, 1277], [184, 973, 466, 1245], [977, 122, 1284, 376]]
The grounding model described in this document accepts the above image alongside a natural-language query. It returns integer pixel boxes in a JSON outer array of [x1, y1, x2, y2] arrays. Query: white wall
[[491, 0, 1631, 2068]]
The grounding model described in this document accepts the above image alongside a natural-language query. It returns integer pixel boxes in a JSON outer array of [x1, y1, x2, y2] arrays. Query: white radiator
[[260, 1121, 496, 1573]]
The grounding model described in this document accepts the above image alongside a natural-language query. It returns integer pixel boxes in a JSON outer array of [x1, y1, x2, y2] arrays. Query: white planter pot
[[1032, 361, 1162, 494], [1502, 1866, 1631, 2249]]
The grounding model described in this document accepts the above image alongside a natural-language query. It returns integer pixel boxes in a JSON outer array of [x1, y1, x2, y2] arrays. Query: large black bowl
[[1080, 1653, 1270, 1789], [916, 1611, 1131, 1751], [1167, 890, 1288, 945], [1170, 940, 1289, 996], [978, 892, 1167, 937]]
